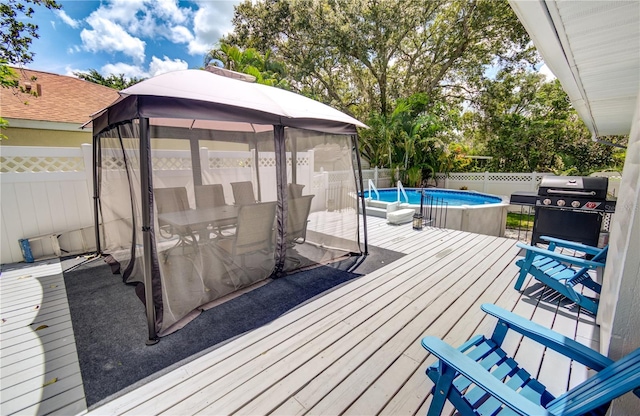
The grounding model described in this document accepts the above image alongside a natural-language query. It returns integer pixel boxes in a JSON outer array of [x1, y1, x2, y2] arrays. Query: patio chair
[[287, 195, 314, 246], [194, 184, 227, 208], [231, 181, 258, 206], [514, 236, 608, 314], [288, 183, 305, 199], [283, 194, 314, 268], [216, 201, 277, 271], [421, 303, 640, 416], [195, 184, 234, 237], [154, 187, 190, 239]]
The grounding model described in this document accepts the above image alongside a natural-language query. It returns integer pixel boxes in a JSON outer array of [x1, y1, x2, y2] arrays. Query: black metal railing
[[420, 189, 448, 228]]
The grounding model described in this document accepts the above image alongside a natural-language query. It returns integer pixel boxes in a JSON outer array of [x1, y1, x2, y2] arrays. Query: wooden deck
[[1, 217, 598, 415], [0, 260, 86, 416], [84, 215, 599, 415]]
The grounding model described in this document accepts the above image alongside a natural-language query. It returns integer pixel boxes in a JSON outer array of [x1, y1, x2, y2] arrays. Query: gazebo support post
[[189, 136, 203, 186], [353, 134, 368, 255], [92, 135, 102, 255], [139, 117, 158, 345], [291, 135, 297, 184], [250, 136, 262, 201], [273, 125, 288, 275]]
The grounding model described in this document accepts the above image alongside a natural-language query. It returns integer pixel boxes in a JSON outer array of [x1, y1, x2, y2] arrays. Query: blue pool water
[[363, 188, 503, 206]]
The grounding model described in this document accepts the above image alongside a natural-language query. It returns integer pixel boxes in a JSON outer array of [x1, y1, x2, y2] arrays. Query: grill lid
[[538, 176, 608, 200]]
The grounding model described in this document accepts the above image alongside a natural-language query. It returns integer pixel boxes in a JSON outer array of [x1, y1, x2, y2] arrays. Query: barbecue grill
[[531, 176, 613, 246], [509, 176, 616, 246]]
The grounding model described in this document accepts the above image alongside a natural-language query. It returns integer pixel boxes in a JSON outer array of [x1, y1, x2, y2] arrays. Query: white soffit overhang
[[509, 0, 639, 137]]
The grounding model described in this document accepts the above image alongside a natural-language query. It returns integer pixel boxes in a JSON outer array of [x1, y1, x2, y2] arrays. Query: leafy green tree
[[74, 69, 144, 90], [0, 61, 18, 139], [359, 92, 457, 185], [226, 0, 534, 120], [204, 42, 288, 88], [463, 70, 624, 174], [1, 0, 61, 139], [1, 0, 61, 65]]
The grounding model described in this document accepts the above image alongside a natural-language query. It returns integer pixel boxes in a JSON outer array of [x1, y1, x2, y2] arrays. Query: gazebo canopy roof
[[93, 69, 367, 136]]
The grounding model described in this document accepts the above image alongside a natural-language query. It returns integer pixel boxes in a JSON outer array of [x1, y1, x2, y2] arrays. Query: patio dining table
[[158, 205, 238, 231], [157, 205, 239, 248]]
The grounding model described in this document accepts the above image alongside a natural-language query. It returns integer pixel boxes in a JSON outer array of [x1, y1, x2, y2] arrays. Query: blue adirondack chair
[[514, 236, 608, 314], [422, 304, 640, 416]]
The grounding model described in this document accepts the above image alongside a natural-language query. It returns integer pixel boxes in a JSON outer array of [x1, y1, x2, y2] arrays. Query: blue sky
[[26, 1, 556, 82], [27, 0, 241, 78]]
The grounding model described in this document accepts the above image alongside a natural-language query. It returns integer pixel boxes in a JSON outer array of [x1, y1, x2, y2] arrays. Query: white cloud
[[65, 45, 82, 54], [101, 62, 148, 79], [169, 25, 194, 44], [148, 56, 188, 76], [56, 10, 80, 28], [81, 15, 146, 63], [98, 57, 187, 79], [188, 1, 236, 56], [539, 63, 557, 81], [74, 0, 237, 76], [79, 0, 200, 61], [97, 0, 147, 27], [154, 0, 190, 25], [65, 66, 85, 77]]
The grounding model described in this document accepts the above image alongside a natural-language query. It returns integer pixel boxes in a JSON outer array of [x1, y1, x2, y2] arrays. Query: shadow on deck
[[0, 215, 599, 415]]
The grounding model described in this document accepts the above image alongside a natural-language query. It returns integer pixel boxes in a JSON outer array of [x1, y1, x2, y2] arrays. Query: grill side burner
[[531, 176, 609, 246]]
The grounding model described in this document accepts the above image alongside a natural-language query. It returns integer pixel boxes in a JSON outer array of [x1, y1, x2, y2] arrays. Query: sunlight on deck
[[85, 214, 597, 415], [0, 262, 86, 415], [0, 214, 600, 416]]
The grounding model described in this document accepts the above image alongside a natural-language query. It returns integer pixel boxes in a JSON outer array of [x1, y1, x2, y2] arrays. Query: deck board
[[92, 215, 598, 415], [0, 261, 87, 416], [3, 213, 600, 416]]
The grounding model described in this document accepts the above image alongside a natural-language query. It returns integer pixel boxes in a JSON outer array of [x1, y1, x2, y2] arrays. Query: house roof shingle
[[1, 68, 120, 124]]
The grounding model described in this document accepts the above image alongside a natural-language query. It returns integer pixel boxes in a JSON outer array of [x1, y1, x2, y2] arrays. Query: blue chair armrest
[[422, 336, 551, 416], [481, 304, 613, 370], [516, 243, 605, 269], [540, 236, 604, 255]]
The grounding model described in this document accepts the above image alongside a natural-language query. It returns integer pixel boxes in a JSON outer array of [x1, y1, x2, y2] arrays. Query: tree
[[203, 42, 288, 88], [1, 0, 61, 140], [226, 0, 535, 121], [0, 60, 18, 139], [1, 0, 61, 65], [73, 69, 144, 90], [463, 70, 624, 174], [358, 92, 457, 185]]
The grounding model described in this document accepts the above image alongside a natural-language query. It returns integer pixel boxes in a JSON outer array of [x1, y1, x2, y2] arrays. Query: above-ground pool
[[363, 188, 503, 206], [361, 187, 508, 237]]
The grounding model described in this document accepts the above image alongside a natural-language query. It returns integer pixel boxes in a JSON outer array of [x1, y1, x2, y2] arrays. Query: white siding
[[598, 91, 640, 414]]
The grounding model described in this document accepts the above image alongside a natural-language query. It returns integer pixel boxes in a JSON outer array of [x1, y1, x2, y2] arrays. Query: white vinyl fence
[[1, 145, 95, 265], [1, 145, 329, 264], [4, 144, 614, 264], [368, 169, 621, 198], [434, 172, 552, 196], [365, 169, 550, 197]]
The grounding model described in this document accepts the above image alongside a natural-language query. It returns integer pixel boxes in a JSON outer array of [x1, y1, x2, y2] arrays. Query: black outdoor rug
[[63, 245, 404, 407]]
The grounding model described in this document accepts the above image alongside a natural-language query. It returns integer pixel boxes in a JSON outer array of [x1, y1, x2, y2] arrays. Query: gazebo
[[90, 68, 369, 343]]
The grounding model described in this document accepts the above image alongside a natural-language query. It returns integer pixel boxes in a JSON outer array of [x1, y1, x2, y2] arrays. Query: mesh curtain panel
[[152, 127, 277, 333], [96, 122, 145, 285], [96, 122, 364, 336], [280, 129, 360, 273]]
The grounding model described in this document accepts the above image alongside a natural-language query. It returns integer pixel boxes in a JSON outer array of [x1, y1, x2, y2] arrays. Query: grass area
[[506, 212, 534, 230]]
